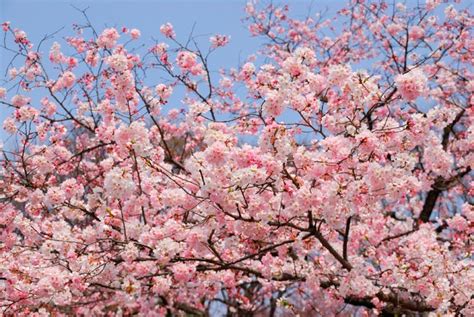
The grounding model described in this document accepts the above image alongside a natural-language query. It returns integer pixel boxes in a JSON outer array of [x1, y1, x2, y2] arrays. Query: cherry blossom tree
[[0, 0, 473, 316]]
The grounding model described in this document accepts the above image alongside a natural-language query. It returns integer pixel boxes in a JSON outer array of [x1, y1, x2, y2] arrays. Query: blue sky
[[0, 0, 345, 142]]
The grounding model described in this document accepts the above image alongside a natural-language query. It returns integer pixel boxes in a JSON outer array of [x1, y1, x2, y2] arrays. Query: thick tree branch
[[419, 167, 471, 222]]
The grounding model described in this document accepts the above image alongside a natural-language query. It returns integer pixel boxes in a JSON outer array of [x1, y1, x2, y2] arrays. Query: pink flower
[[11, 94, 30, 107], [282, 57, 304, 77], [426, 0, 441, 10], [327, 64, 352, 86], [41, 97, 56, 116], [176, 51, 197, 69], [85, 49, 99, 67], [155, 84, 173, 100], [8, 67, 18, 79], [395, 69, 428, 101], [52, 71, 76, 91], [239, 62, 255, 80], [97, 28, 120, 49], [122, 242, 138, 264], [445, 5, 457, 19], [448, 215, 468, 231], [308, 73, 327, 92], [14, 29, 28, 45], [210, 34, 230, 48], [130, 28, 141, 39], [61, 178, 82, 200], [1, 21, 10, 32], [160, 22, 175, 38], [15, 106, 38, 122], [151, 42, 168, 55], [49, 42, 64, 63], [106, 54, 129, 72], [263, 90, 285, 118], [409, 26, 425, 41], [104, 167, 135, 199], [61, 71, 76, 88], [387, 23, 403, 36], [176, 51, 203, 75], [461, 203, 474, 222], [113, 121, 150, 155], [114, 124, 134, 148], [172, 263, 195, 282], [3, 117, 16, 133], [45, 187, 66, 206], [205, 141, 227, 165], [0, 87, 6, 99], [67, 57, 78, 69], [152, 276, 172, 295]]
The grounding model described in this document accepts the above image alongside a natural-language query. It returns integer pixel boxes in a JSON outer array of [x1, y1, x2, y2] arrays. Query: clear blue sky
[[0, 0, 345, 142]]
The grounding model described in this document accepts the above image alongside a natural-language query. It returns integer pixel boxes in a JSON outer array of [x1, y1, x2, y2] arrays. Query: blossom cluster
[[0, 1, 473, 316]]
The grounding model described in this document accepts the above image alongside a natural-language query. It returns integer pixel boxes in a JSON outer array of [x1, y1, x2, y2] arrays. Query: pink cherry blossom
[[409, 25, 425, 41], [210, 34, 230, 48], [103, 167, 135, 199], [11, 94, 30, 107], [0, 2, 472, 316], [61, 71, 76, 87], [2, 117, 16, 133], [160, 22, 175, 38], [106, 53, 129, 72], [176, 51, 203, 75], [13, 29, 28, 44], [130, 28, 141, 39], [155, 83, 173, 100], [97, 27, 120, 49], [0, 87, 6, 99], [15, 105, 38, 122], [1, 21, 10, 32], [49, 42, 64, 63], [395, 69, 428, 101]]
